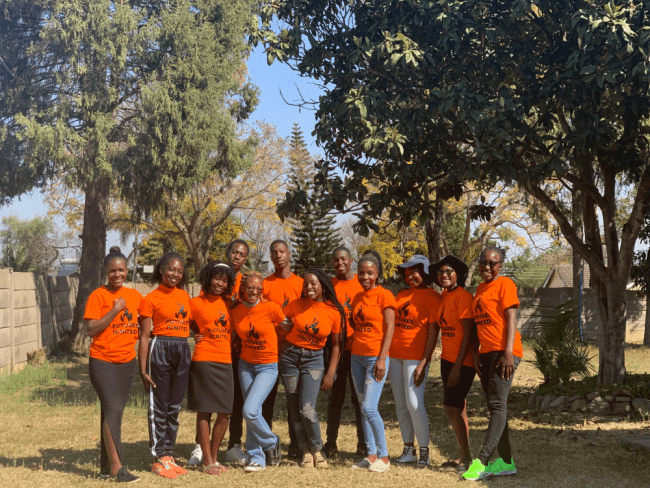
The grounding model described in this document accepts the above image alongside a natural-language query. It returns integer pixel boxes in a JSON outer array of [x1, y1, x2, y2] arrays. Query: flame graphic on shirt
[[120, 308, 133, 322], [304, 318, 319, 335], [281, 295, 289, 308], [343, 294, 351, 311], [175, 303, 188, 319], [475, 296, 483, 314], [439, 306, 447, 327], [398, 300, 410, 317], [215, 311, 227, 327], [246, 321, 260, 340], [354, 305, 365, 323]]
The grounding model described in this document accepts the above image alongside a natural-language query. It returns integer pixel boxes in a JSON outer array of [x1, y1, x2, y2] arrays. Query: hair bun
[[109, 246, 121, 253]]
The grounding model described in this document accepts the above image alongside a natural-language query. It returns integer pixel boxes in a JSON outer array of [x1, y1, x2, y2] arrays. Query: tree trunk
[[597, 283, 627, 385], [572, 189, 583, 305], [643, 290, 650, 347], [425, 192, 444, 264], [69, 180, 110, 355]]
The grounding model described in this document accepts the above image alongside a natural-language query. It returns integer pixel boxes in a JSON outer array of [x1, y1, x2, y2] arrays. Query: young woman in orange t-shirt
[[279, 268, 346, 469], [138, 252, 192, 479], [84, 248, 142, 483], [462, 246, 523, 481], [230, 271, 286, 472], [421, 255, 476, 469], [389, 254, 440, 468], [187, 261, 236, 475], [349, 250, 396, 472]]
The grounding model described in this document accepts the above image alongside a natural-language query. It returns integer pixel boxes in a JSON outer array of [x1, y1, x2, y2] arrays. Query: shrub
[[530, 300, 593, 386]]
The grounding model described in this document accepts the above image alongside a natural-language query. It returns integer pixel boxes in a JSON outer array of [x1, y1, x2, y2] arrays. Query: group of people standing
[[84, 238, 523, 482]]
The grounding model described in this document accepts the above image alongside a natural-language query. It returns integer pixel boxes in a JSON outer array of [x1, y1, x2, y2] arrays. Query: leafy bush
[[530, 300, 593, 386]]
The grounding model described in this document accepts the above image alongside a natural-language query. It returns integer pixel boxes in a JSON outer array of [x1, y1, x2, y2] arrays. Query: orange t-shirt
[[231, 300, 285, 364], [332, 275, 364, 351], [190, 294, 232, 363], [85, 285, 143, 363], [283, 298, 342, 350], [263, 273, 304, 308], [139, 285, 192, 338], [390, 288, 440, 360], [225, 273, 242, 303], [473, 276, 523, 358], [350, 286, 397, 357], [438, 287, 475, 368]]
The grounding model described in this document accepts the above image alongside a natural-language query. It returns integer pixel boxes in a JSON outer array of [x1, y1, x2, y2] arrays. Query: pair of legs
[[238, 358, 279, 467], [147, 337, 191, 459], [477, 351, 521, 465], [196, 412, 230, 473], [89, 358, 136, 476], [279, 345, 324, 454], [350, 354, 389, 463], [440, 359, 476, 466], [388, 358, 430, 449], [325, 349, 365, 451]]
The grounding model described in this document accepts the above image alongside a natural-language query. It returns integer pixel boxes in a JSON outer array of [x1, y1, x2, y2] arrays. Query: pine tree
[[287, 124, 340, 276]]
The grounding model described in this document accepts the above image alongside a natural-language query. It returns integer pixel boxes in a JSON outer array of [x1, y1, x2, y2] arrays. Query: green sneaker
[[487, 457, 516, 476], [462, 459, 492, 481]]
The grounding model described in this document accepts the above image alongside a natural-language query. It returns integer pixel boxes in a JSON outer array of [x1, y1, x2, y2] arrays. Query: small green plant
[[0, 361, 67, 395], [530, 300, 593, 386]]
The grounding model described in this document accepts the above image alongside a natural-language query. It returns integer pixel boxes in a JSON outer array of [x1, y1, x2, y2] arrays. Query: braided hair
[[305, 268, 347, 364], [151, 252, 187, 289], [198, 261, 235, 297], [358, 249, 384, 284], [237, 271, 264, 303]]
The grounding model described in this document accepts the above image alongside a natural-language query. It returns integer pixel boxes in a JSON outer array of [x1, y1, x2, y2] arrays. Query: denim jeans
[[326, 349, 365, 448], [279, 345, 324, 452], [351, 354, 389, 458], [388, 357, 430, 447], [478, 351, 521, 465], [238, 358, 279, 466]]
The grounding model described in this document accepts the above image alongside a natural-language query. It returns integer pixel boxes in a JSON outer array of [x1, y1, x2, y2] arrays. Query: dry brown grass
[[1, 345, 649, 487]]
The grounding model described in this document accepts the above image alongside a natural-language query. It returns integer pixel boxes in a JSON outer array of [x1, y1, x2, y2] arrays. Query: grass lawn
[[1, 344, 649, 487]]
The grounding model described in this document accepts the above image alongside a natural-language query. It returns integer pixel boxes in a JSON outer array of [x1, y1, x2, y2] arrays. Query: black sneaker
[[323, 442, 338, 459], [115, 467, 140, 483], [417, 447, 430, 469], [265, 435, 282, 466], [356, 443, 367, 456], [287, 443, 301, 459]]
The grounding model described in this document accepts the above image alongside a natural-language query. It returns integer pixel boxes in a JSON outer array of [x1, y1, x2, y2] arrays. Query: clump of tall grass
[[0, 361, 67, 395]]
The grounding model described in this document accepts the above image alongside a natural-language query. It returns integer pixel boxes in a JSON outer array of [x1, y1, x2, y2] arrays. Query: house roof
[[542, 262, 591, 288]]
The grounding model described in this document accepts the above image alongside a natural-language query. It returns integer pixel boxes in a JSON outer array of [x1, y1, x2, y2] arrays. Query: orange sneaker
[[160, 456, 187, 476], [152, 461, 178, 479]]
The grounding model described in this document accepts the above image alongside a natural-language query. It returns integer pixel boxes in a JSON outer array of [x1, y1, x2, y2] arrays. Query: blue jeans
[[238, 359, 279, 466], [351, 354, 389, 458], [388, 358, 430, 447], [279, 345, 324, 452]]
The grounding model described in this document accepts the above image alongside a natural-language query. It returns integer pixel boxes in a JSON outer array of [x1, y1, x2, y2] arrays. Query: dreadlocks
[[198, 261, 235, 297], [237, 271, 264, 303]]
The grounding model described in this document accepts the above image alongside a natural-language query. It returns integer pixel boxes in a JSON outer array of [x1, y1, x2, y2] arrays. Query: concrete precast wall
[[0, 276, 646, 372]]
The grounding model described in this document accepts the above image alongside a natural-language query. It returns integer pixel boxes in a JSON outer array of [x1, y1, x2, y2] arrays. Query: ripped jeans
[[279, 344, 324, 452]]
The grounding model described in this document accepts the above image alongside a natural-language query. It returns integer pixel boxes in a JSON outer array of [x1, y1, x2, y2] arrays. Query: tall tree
[[1, 0, 259, 353], [286, 123, 341, 275], [258, 0, 650, 384], [0, 215, 57, 273], [630, 216, 650, 346]]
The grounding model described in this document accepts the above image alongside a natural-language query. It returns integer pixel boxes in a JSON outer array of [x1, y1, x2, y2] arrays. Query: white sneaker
[[243, 461, 265, 472], [351, 457, 371, 469], [226, 444, 249, 465], [368, 458, 391, 472], [188, 444, 203, 467], [396, 445, 417, 463]]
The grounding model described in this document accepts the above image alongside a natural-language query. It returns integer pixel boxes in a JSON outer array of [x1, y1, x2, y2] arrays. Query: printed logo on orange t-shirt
[[350, 286, 397, 357], [332, 276, 363, 351], [438, 287, 475, 368], [190, 294, 232, 363], [390, 288, 440, 360], [284, 298, 341, 350], [231, 300, 285, 364], [138, 285, 192, 338]]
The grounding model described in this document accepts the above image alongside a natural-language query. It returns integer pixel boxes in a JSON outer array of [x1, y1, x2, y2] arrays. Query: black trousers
[[147, 336, 191, 458], [325, 349, 365, 448]]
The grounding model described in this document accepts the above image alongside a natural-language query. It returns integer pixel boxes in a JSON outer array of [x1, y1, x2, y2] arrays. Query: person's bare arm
[[495, 307, 517, 379], [373, 307, 395, 382], [447, 318, 474, 386], [321, 332, 340, 391], [138, 317, 156, 391], [414, 322, 440, 387], [87, 297, 126, 337]]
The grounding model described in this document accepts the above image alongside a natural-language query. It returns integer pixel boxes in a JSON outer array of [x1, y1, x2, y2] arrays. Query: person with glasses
[[419, 255, 475, 470], [462, 246, 523, 481], [389, 254, 440, 468]]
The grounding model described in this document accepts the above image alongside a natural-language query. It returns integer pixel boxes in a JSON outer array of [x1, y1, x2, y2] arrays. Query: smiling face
[[404, 265, 426, 289], [106, 258, 128, 290], [161, 259, 184, 288], [478, 250, 502, 283], [270, 242, 290, 271], [210, 273, 229, 296], [227, 243, 248, 273], [242, 276, 264, 303], [357, 261, 379, 291], [332, 250, 352, 278], [437, 265, 458, 290], [303, 273, 324, 302]]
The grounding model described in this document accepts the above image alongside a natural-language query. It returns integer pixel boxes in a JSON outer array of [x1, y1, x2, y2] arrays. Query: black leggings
[[478, 351, 520, 465], [88, 357, 136, 474]]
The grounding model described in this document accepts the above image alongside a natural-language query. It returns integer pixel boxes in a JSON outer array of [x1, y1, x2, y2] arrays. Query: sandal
[[204, 462, 227, 475]]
